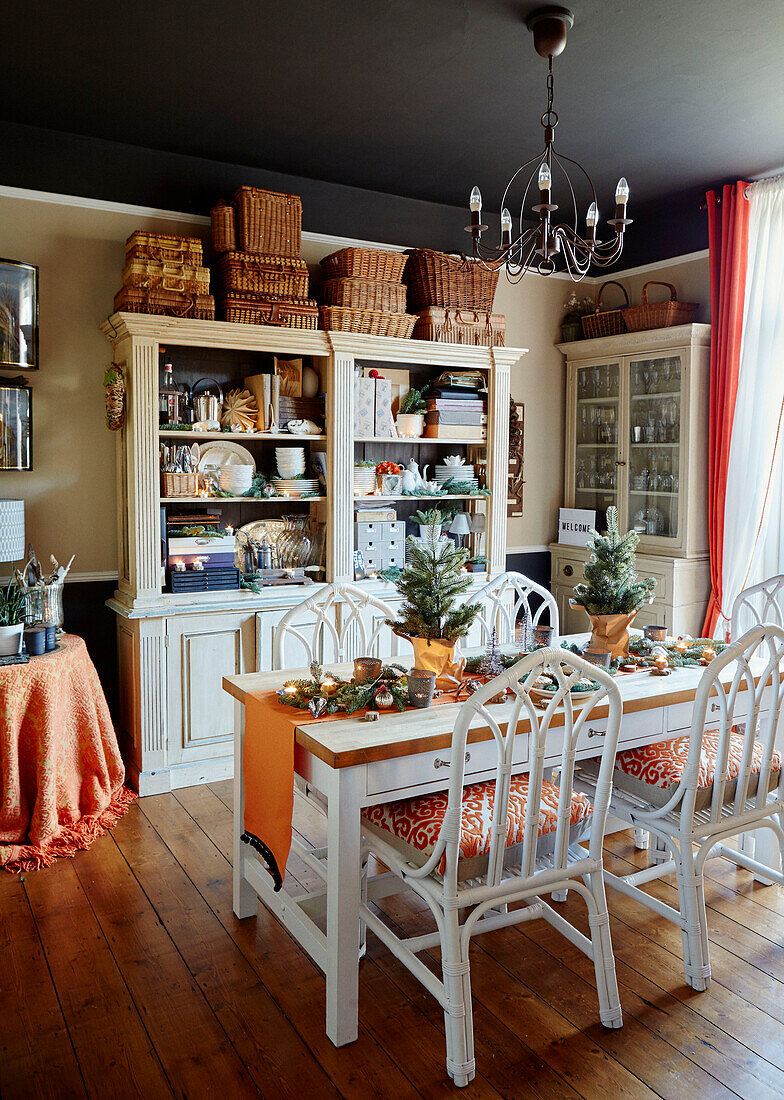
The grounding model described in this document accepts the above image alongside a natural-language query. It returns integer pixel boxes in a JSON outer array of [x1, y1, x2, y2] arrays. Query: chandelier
[[465, 6, 632, 282]]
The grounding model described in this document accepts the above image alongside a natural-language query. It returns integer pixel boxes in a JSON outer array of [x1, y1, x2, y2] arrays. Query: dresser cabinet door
[[166, 613, 255, 766]]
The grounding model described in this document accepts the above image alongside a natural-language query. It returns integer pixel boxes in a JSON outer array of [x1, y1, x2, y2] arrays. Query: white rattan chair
[[731, 575, 784, 637], [272, 582, 400, 670], [465, 570, 560, 646], [582, 624, 784, 991], [360, 649, 624, 1087]]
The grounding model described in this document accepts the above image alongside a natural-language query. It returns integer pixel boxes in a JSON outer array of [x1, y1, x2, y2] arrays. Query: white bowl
[[220, 465, 253, 493]]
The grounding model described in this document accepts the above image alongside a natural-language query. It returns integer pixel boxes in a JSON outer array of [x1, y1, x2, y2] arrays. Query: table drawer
[[367, 734, 528, 797], [570, 706, 664, 757], [666, 686, 769, 734]]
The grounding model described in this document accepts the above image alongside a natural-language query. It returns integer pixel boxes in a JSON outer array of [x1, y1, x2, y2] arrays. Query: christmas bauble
[[309, 696, 328, 718], [374, 687, 394, 708]]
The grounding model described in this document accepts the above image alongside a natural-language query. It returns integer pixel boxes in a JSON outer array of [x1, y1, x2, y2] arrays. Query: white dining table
[[223, 637, 781, 1048]]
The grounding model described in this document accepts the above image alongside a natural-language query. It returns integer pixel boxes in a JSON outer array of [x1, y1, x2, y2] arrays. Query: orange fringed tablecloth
[[0, 634, 135, 874]]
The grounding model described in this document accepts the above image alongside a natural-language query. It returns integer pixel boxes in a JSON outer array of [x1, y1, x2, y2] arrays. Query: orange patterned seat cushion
[[362, 774, 593, 877], [612, 730, 782, 810]]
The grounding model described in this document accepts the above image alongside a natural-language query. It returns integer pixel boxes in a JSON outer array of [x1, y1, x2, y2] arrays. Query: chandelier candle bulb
[[469, 187, 483, 213], [615, 178, 630, 205], [501, 208, 513, 247], [538, 162, 552, 193]]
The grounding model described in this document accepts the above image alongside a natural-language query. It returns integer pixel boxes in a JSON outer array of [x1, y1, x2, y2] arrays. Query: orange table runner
[[0, 634, 135, 874]]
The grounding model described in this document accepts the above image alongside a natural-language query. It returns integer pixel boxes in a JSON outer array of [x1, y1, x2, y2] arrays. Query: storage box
[[374, 378, 394, 437], [167, 535, 237, 571], [354, 376, 375, 436], [169, 568, 240, 593], [412, 307, 505, 347], [354, 507, 397, 523], [233, 187, 303, 256]]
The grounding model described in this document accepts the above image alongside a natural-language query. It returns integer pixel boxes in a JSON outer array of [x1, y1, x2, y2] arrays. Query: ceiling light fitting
[[464, 6, 632, 282]]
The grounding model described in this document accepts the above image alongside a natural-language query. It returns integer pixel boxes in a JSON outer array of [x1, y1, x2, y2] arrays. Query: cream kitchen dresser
[[551, 324, 711, 637], [102, 313, 527, 792]]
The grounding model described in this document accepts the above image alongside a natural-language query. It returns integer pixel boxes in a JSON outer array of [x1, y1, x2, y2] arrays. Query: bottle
[[159, 359, 179, 425]]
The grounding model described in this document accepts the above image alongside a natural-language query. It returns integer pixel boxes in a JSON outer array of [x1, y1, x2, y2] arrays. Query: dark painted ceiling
[[4, 0, 784, 218]]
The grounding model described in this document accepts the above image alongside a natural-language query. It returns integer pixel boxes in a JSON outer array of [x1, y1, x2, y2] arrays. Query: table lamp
[[0, 499, 25, 563], [470, 511, 486, 557], [449, 511, 471, 549]]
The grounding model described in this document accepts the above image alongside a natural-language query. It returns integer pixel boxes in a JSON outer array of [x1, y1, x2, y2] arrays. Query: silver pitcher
[[191, 378, 224, 424]]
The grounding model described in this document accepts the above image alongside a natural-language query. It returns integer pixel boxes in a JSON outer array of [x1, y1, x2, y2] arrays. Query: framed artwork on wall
[[507, 399, 524, 517], [0, 259, 38, 370], [0, 380, 33, 470]]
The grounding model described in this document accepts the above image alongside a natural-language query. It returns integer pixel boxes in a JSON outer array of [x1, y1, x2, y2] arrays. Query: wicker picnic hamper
[[114, 285, 215, 319], [161, 471, 199, 498], [320, 248, 407, 282], [211, 200, 236, 253], [233, 187, 302, 256], [121, 259, 210, 295], [279, 395, 326, 423], [319, 305, 416, 338], [412, 307, 506, 347], [622, 281, 699, 332], [125, 231, 203, 266], [581, 281, 630, 339], [222, 293, 318, 328], [218, 252, 310, 299], [405, 249, 499, 313], [321, 277, 407, 313]]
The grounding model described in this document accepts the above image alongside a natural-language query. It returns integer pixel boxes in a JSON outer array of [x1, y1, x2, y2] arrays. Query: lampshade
[[449, 512, 472, 536], [0, 499, 25, 562], [470, 513, 487, 534]]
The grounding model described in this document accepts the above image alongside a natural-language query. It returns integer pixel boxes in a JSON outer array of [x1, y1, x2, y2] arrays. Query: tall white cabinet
[[551, 324, 711, 637], [103, 313, 527, 793]]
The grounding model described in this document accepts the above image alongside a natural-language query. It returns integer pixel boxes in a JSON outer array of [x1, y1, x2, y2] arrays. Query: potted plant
[[560, 292, 593, 343], [0, 579, 25, 656], [571, 507, 656, 658], [396, 387, 427, 438], [385, 526, 480, 687], [412, 507, 445, 543], [465, 554, 489, 573]]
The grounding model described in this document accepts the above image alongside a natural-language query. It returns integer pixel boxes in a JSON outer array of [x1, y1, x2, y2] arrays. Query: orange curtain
[[703, 182, 750, 637]]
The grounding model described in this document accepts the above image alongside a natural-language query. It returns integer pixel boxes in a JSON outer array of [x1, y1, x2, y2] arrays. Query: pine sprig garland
[[385, 527, 480, 642], [572, 506, 656, 615]]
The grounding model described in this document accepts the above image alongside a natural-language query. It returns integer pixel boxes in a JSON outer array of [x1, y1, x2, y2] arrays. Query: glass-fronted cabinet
[[563, 326, 710, 559]]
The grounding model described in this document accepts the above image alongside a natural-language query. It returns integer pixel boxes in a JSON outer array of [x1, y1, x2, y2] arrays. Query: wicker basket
[[161, 471, 199, 498], [233, 187, 302, 256], [114, 285, 215, 319], [623, 281, 699, 332], [104, 364, 125, 431], [125, 231, 203, 265], [320, 248, 407, 282], [405, 249, 499, 313], [319, 305, 416, 338], [211, 200, 236, 253], [581, 281, 630, 339], [412, 307, 505, 347], [121, 259, 210, 295], [222, 294, 318, 328], [218, 252, 310, 298], [321, 277, 407, 312]]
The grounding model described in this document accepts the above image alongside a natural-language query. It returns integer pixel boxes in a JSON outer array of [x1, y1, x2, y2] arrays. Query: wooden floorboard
[[3, 791, 784, 1098]]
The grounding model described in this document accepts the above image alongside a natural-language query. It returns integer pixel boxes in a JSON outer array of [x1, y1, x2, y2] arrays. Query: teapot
[[402, 459, 420, 493]]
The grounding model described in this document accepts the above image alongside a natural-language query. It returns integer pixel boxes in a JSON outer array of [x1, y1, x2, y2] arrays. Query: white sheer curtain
[[719, 175, 784, 638]]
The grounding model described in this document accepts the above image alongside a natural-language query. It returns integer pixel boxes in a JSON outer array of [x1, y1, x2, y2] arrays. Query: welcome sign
[[558, 507, 596, 547]]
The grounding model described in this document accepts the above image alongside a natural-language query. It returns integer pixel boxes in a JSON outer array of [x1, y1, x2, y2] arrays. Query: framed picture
[[0, 380, 33, 470], [507, 400, 524, 517], [274, 356, 303, 397], [0, 259, 38, 370]]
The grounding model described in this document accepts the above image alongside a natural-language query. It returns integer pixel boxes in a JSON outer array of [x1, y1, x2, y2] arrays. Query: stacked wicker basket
[[405, 249, 505, 347], [114, 232, 215, 319], [319, 248, 416, 337], [211, 189, 318, 329]]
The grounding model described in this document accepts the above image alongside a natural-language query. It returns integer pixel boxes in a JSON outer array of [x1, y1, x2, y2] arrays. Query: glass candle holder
[[643, 624, 667, 643], [353, 656, 382, 683], [533, 625, 554, 647], [407, 668, 436, 708]]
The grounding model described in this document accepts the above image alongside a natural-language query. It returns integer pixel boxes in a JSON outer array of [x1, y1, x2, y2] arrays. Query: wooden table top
[[223, 637, 756, 770]]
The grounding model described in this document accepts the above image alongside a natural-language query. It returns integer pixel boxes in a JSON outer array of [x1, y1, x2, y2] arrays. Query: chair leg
[[440, 909, 475, 1087], [673, 843, 711, 991], [634, 827, 650, 850], [586, 871, 623, 1029], [650, 832, 670, 864]]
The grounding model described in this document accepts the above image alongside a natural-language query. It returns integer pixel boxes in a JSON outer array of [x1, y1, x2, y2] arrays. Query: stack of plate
[[219, 464, 254, 494], [434, 463, 479, 492], [271, 477, 321, 498], [275, 446, 306, 478]]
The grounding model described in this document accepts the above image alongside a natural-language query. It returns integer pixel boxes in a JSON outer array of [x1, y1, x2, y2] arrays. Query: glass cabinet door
[[573, 362, 621, 531], [626, 355, 682, 542]]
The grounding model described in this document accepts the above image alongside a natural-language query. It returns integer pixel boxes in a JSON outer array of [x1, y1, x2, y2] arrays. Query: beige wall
[[0, 188, 569, 576], [614, 255, 711, 324]]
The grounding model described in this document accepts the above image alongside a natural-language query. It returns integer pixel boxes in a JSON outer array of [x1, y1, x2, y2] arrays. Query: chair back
[[272, 583, 400, 670], [466, 571, 560, 647], [418, 649, 621, 895], [677, 624, 784, 825], [730, 575, 784, 638]]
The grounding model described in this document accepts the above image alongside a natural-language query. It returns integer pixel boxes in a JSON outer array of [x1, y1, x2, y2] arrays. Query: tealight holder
[[354, 656, 382, 683], [533, 625, 554, 647], [583, 650, 611, 668], [644, 625, 667, 643], [407, 668, 436, 708]]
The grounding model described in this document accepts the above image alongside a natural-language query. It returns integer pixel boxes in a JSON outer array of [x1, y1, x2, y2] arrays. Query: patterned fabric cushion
[[362, 774, 593, 878], [612, 729, 782, 810]]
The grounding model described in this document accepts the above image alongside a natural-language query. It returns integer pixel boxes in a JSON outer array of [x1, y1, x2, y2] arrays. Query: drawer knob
[[434, 751, 471, 770], [710, 702, 720, 713], [587, 727, 604, 738], [564, 565, 574, 578]]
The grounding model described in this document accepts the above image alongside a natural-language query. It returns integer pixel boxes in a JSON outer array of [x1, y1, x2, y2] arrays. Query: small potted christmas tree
[[572, 506, 656, 657], [386, 527, 480, 686]]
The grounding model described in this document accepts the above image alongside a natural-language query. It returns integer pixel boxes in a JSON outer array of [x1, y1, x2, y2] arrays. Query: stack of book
[[423, 386, 487, 441]]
